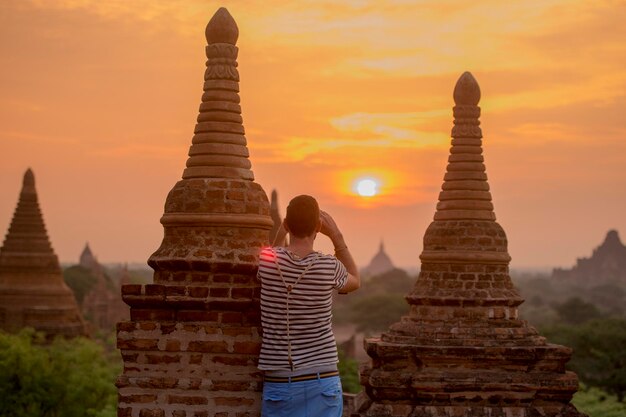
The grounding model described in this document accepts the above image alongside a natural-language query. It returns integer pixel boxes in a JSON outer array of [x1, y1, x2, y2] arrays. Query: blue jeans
[[262, 375, 343, 417]]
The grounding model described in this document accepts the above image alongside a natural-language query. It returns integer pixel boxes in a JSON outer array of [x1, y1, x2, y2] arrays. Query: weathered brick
[[136, 377, 178, 389], [122, 285, 142, 295], [117, 338, 158, 350], [220, 312, 243, 324], [168, 395, 208, 405], [117, 322, 136, 332], [210, 287, 230, 297], [131, 309, 176, 321], [211, 380, 251, 391], [214, 397, 255, 407], [145, 284, 166, 296], [189, 354, 203, 364], [145, 354, 181, 364], [119, 394, 157, 404], [121, 353, 139, 363], [160, 323, 176, 334], [118, 407, 132, 417], [188, 286, 209, 298], [213, 274, 232, 283], [139, 322, 158, 330], [231, 288, 254, 299], [177, 310, 219, 322], [213, 355, 253, 366], [165, 286, 187, 296], [165, 340, 180, 352], [187, 341, 229, 353], [233, 341, 260, 354], [222, 327, 253, 337], [139, 409, 164, 417]]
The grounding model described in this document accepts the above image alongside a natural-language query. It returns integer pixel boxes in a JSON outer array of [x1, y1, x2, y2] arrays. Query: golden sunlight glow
[[354, 177, 380, 197]]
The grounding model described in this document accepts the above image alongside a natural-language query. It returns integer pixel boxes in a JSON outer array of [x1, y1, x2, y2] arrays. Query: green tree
[[542, 318, 626, 402], [349, 294, 409, 334], [0, 328, 121, 417], [337, 347, 361, 393], [63, 265, 98, 305], [553, 297, 604, 325]]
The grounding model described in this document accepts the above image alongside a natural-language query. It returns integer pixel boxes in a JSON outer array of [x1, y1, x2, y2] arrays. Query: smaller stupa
[[359, 73, 584, 417], [363, 240, 396, 277], [269, 189, 282, 245], [80, 242, 98, 270], [0, 169, 86, 338]]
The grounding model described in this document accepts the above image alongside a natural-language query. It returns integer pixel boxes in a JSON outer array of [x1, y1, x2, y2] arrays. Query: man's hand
[[319, 210, 360, 293], [320, 211, 343, 243]]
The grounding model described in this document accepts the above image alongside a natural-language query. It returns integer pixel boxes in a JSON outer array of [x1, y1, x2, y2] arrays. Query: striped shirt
[[257, 246, 348, 372]]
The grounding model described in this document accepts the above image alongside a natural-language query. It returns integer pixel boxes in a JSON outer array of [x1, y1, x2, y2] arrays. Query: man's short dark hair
[[285, 195, 320, 238]]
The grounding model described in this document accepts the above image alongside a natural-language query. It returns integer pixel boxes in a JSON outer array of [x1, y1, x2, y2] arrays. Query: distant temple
[[78, 243, 129, 331], [552, 229, 626, 287], [269, 189, 282, 245], [80, 242, 98, 270], [0, 169, 86, 338], [362, 240, 395, 277]]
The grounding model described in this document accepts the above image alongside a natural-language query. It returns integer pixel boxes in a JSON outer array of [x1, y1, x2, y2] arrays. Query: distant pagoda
[[359, 73, 584, 417], [552, 229, 626, 287], [0, 169, 86, 338], [363, 240, 395, 277], [78, 243, 128, 331], [80, 242, 98, 270], [269, 189, 282, 245]]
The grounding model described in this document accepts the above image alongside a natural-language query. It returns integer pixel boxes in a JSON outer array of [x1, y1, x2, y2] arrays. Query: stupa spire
[[183, 7, 252, 181], [0, 169, 86, 337], [422, 72, 509, 266], [1, 168, 53, 255], [269, 189, 282, 245], [435, 71, 495, 223]]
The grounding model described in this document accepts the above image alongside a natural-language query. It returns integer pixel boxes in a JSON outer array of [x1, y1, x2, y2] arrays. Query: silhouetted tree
[[62, 265, 98, 305], [553, 297, 604, 325], [349, 294, 409, 333]]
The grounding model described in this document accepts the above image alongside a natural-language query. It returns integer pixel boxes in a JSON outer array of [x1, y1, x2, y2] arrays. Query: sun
[[355, 178, 379, 197]]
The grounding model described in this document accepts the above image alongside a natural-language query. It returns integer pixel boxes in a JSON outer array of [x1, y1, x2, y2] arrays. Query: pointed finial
[[379, 239, 384, 252], [453, 72, 481, 106], [23, 168, 35, 187], [205, 7, 239, 45]]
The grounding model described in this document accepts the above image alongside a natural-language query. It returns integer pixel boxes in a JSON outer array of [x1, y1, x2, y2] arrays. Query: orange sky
[[1, 0, 625, 269]]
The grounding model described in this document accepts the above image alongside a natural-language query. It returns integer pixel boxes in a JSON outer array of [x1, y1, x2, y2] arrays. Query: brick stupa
[[116, 7, 272, 417], [358, 73, 584, 417], [0, 169, 86, 338]]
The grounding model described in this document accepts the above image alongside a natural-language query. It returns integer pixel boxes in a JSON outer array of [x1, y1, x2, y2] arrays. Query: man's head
[[285, 195, 320, 238]]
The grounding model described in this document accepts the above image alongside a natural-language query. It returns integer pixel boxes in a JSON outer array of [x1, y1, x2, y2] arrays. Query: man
[[257, 194, 360, 417]]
